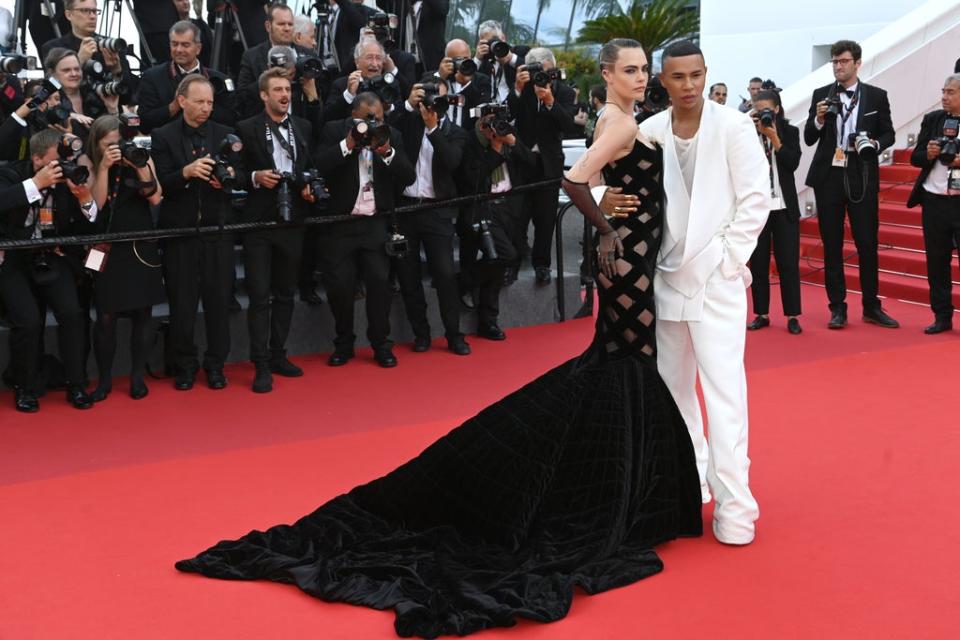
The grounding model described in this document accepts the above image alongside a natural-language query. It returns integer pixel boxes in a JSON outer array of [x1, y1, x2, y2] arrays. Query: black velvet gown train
[[175, 140, 703, 638]]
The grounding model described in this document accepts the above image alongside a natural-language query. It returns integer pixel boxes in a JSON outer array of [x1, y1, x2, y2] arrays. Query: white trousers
[[656, 275, 760, 542]]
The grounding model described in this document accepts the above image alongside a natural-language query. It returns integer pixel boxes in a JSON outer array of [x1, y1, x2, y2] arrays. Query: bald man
[[434, 39, 492, 131]]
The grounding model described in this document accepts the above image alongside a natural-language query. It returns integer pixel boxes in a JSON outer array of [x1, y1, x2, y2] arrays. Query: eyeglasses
[[70, 8, 103, 16], [830, 58, 855, 66]]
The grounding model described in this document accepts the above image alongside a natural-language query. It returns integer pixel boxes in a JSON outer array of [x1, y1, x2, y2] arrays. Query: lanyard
[[265, 120, 296, 168], [837, 87, 860, 146], [761, 136, 777, 198]]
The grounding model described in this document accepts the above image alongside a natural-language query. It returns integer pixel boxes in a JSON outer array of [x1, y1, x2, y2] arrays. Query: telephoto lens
[[82, 59, 107, 80], [488, 38, 511, 59], [94, 80, 129, 98], [95, 36, 127, 53], [473, 219, 498, 260], [277, 176, 294, 222], [0, 54, 36, 73], [452, 57, 477, 76]]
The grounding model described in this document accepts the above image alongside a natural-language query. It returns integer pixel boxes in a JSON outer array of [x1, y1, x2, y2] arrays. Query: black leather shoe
[[503, 267, 518, 286], [534, 267, 552, 285], [270, 357, 304, 377], [91, 382, 112, 402], [205, 369, 228, 390], [67, 385, 93, 410], [299, 287, 324, 305], [863, 308, 900, 328], [477, 323, 506, 341], [14, 389, 39, 413], [328, 349, 355, 366], [924, 319, 953, 334], [129, 378, 149, 400], [252, 363, 273, 393], [828, 308, 847, 329], [412, 335, 431, 352], [787, 318, 803, 335], [747, 316, 770, 331], [374, 347, 398, 368], [174, 369, 195, 391], [447, 337, 471, 356]]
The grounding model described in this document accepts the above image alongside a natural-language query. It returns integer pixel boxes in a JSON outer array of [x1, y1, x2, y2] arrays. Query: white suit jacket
[[639, 100, 770, 321]]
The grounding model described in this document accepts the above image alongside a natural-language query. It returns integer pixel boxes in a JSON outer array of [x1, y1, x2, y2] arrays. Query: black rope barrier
[[0, 179, 564, 251]]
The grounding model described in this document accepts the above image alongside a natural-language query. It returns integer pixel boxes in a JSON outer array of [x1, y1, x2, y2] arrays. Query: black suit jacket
[[137, 62, 237, 134], [770, 121, 802, 221], [323, 74, 409, 125], [476, 46, 529, 99], [236, 112, 315, 223], [441, 71, 492, 132], [131, 0, 180, 34], [314, 117, 416, 217], [236, 41, 325, 126], [151, 117, 245, 228], [507, 79, 578, 178], [332, 0, 374, 74], [803, 81, 895, 189], [0, 161, 86, 240], [907, 109, 952, 208], [391, 105, 467, 204], [458, 133, 536, 224]]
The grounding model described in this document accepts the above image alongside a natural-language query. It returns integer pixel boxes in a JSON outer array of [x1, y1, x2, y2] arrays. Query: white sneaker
[[712, 518, 755, 546]]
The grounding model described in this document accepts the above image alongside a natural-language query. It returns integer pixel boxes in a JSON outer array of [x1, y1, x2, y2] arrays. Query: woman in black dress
[[176, 40, 701, 638], [87, 115, 165, 400]]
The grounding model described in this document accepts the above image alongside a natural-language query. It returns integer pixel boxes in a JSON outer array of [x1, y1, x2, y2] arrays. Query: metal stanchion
[[553, 201, 576, 322]]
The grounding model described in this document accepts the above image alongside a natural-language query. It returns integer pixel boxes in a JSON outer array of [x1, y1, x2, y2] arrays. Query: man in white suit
[[604, 40, 770, 544]]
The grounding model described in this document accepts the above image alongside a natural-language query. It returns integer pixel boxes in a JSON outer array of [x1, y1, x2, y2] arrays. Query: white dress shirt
[[339, 138, 395, 215]]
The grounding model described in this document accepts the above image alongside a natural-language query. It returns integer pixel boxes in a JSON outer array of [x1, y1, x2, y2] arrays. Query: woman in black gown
[[87, 115, 165, 400], [176, 40, 702, 638]]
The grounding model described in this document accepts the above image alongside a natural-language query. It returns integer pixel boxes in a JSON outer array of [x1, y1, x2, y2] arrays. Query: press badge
[[361, 184, 374, 202], [949, 168, 960, 192], [84, 243, 111, 272], [832, 147, 847, 168], [38, 207, 54, 230]]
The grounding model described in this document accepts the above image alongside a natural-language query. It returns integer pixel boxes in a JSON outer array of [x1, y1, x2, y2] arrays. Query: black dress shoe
[[299, 287, 324, 305], [477, 323, 506, 341], [174, 369, 195, 391], [205, 368, 228, 389], [447, 337, 471, 356], [270, 357, 304, 377], [412, 336, 431, 352], [252, 363, 273, 393], [747, 316, 770, 331], [374, 347, 398, 368], [787, 318, 803, 335], [503, 267, 518, 286], [863, 308, 900, 328], [534, 267, 552, 285], [828, 308, 847, 329], [91, 383, 112, 402], [129, 378, 149, 400], [14, 389, 39, 413], [924, 319, 953, 334], [328, 349, 355, 366], [67, 385, 94, 410]]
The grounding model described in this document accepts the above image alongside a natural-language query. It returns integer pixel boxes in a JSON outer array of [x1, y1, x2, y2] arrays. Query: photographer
[[236, 68, 316, 393], [85, 115, 164, 402], [906, 73, 960, 335], [474, 20, 528, 103], [437, 39, 492, 131], [0, 128, 97, 412], [709, 82, 728, 105], [152, 74, 243, 390], [738, 77, 762, 113], [173, 0, 213, 68], [507, 47, 578, 285], [392, 77, 470, 355], [45, 48, 116, 130], [0, 79, 80, 163], [324, 37, 408, 123], [746, 89, 803, 335], [314, 91, 415, 368], [137, 20, 236, 134], [804, 39, 897, 329], [25, 0, 70, 55], [340, 21, 417, 89], [236, 3, 325, 121], [293, 14, 317, 50], [457, 109, 535, 342]]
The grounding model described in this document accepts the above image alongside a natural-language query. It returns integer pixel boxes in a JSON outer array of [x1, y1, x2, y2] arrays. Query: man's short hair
[[589, 84, 606, 103], [945, 73, 960, 87], [710, 82, 727, 93], [354, 36, 384, 62], [177, 73, 212, 98], [477, 20, 502, 40], [30, 128, 62, 159], [830, 40, 862, 62], [258, 67, 290, 93], [353, 91, 382, 113], [266, 1, 293, 22], [293, 15, 314, 36], [170, 20, 201, 43], [661, 40, 704, 66], [525, 47, 556, 67], [64, 0, 88, 10], [748, 77, 762, 85]]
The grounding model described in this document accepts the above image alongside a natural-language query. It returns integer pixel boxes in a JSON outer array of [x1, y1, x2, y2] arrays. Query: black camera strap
[[837, 85, 860, 147], [265, 118, 297, 169], [761, 136, 777, 199]]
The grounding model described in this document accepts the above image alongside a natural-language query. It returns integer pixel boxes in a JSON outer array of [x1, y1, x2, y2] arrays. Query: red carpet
[[1, 285, 958, 639]]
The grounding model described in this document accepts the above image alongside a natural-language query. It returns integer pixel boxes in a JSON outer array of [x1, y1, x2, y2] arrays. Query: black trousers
[[243, 227, 302, 364], [299, 227, 321, 293], [517, 154, 561, 269], [141, 32, 171, 65], [164, 236, 235, 372], [921, 193, 960, 320], [395, 202, 461, 339], [0, 254, 85, 392], [318, 217, 392, 351], [748, 209, 802, 317], [459, 198, 519, 325], [813, 163, 881, 312]]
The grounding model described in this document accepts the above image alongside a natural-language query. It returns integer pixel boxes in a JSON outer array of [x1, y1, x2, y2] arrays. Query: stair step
[[879, 164, 921, 183], [800, 257, 960, 307], [799, 218, 925, 250], [878, 181, 913, 204], [878, 202, 920, 227], [797, 236, 960, 282], [892, 148, 914, 164]]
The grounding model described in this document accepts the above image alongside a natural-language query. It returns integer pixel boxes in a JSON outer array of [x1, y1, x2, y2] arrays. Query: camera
[[57, 135, 90, 184], [274, 173, 298, 222], [350, 117, 391, 148], [936, 118, 960, 166], [300, 169, 330, 202], [384, 229, 409, 258], [451, 57, 477, 77], [93, 79, 130, 98], [27, 77, 62, 110], [824, 94, 843, 120], [522, 62, 566, 88], [118, 113, 150, 168], [295, 55, 325, 80], [31, 250, 59, 285], [756, 107, 776, 128], [419, 82, 462, 116], [94, 35, 128, 54], [472, 219, 498, 260], [644, 76, 670, 111], [0, 54, 38, 74], [82, 59, 108, 81], [358, 72, 401, 105], [33, 103, 72, 129], [212, 134, 243, 187], [269, 50, 293, 69], [472, 103, 514, 137], [485, 38, 511, 61], [367, 12, 399, 53], [847, 131, 877, 158]]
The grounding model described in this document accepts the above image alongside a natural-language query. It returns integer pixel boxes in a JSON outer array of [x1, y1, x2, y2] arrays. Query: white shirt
[[923, 161, 954, 196], [491, 161, 512, 194], [403, 112, 438, 198], [252, 119, 296, 188], [813, 82, 860, 147], [474, 53, 518, 103], [339, 138, 395, 215], [177, 61, 201, 76]]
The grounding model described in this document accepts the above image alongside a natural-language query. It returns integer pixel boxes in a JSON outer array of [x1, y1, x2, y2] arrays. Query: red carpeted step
[[878, 181, 913, 204], [879, 163, 921, 183], [800, 256, 960, 306], [799, 218, 925, 250], [878, 202, 921, 227], [892, 148, 914, 164], [798, 236, 960, 282]]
